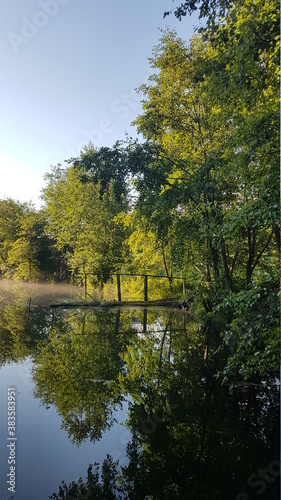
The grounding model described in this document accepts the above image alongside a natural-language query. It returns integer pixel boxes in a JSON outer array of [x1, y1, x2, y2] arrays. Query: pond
[[0, 282, 279, 499]]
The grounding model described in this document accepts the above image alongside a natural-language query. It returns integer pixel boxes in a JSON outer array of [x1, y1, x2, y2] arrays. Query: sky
[[1, 0, 199, 208]]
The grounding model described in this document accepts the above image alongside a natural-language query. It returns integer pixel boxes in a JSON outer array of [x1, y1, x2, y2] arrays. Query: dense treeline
[[0, 0, 279, 379]]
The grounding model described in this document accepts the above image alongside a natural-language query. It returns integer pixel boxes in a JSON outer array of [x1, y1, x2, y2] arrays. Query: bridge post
[[143, 308, 147, 333], [117, 274, 122, 301], [144, 275, 148, 302]]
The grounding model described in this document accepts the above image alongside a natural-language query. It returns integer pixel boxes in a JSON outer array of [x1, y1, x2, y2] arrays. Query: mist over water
[[0, 279, 83, 306]]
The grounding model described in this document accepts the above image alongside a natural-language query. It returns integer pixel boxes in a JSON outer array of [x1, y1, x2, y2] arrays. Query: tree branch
[[251, 230, 274, 274]]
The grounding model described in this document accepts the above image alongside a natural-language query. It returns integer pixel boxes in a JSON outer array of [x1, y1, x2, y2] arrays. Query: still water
[[0, 282, 279, 499]]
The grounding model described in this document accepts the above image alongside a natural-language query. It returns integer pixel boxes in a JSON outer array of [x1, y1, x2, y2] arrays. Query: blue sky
[[1, 1, 198, 207]]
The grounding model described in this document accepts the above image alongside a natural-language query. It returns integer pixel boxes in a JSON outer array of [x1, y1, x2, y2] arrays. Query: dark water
[[0, 284, 279, 499]]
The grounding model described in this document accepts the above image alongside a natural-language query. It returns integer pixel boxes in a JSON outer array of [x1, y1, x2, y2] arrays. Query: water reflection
[[32, 309, 130, 445], [0, 286, 279, 499], [0, 279, 83, 367]]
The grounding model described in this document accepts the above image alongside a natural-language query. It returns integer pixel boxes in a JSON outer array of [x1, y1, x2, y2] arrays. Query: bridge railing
[[83, 272, 186, 302]]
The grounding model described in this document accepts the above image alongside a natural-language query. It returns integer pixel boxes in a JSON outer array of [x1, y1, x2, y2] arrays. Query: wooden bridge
[[83, 272, 187, 303], [49, 272, 190, 310]]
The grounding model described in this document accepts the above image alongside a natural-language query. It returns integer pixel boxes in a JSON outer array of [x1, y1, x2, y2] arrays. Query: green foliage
[[127, 0, 279, 379], [33, 309, 128, 445], [132, 20, 279, 303], [70, 141, 129, 207], [131, 31, 234, 299], [0, 0, 279, 382], [0, 199, 62, 281], [0, 198, 25, 274], [42, 164, 128, 284], [0, 284, 54, 367], [49, 311, 279, 499], [214, 269, 280, 381], [49, 458, 122, 500], [164, 0, 231, 26], [7, 237, 40, 282], [0, 285, 278, 498]]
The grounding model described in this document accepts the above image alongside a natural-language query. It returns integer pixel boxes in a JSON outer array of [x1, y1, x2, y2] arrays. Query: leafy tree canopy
[[163, 0, 231, 26]]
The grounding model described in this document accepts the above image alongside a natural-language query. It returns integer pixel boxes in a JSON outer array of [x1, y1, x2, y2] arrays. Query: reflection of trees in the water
[[49, 456, 123, 500], [33, 309, 130, 445], [0, 304, 30, 365], [118, 337, 279, 499], [0, 287, 53, 366], [49, 317, 280, 499], [33, 308, 173, 446], [0, 298, 278, 498], [0, 280, 85, 366]]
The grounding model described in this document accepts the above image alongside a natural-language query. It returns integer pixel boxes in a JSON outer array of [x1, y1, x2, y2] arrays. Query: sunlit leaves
[[33, 310, 127, 445], [42, 164, 127, 283]]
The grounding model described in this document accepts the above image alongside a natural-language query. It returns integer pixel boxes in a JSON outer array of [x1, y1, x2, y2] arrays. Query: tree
[[126, 7, 279, 378], [122, 212, 176, 292], [42, 163, 128, 284], [0, 198, 63, 281], [0, 198, 24, 275], [131, 12, 279, 299], [131, 30, 237, 302], [33, 308, 135, 445], [7, 205, 43, 281], [69, 142, 130, 208], [212, 0, 280, 277], [163, 0, 231, 26]]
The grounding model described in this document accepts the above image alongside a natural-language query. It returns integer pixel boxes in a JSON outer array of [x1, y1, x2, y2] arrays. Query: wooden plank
[[49, 299, 182, 309]]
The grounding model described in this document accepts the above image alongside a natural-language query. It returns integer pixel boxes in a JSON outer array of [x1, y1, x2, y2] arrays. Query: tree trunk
[[161, 244, 172, 286], [209, 239, 219, 281], [220, 238, 232, 291], [246, 228, 255, 286]]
